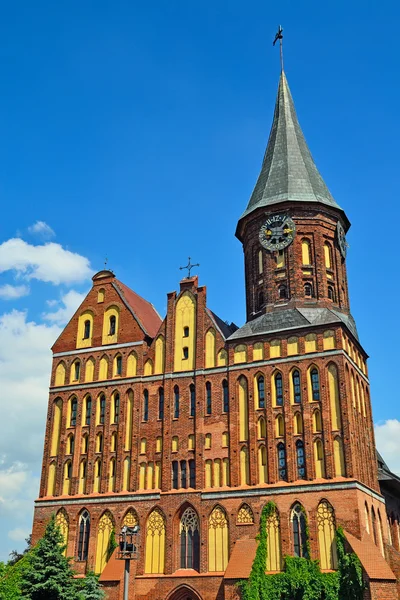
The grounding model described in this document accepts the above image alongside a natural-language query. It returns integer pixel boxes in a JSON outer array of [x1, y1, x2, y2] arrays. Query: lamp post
[[116, 525, 140, 600]]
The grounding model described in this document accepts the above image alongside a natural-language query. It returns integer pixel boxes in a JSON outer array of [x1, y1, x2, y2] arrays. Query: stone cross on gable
[[179, 257, 200, 278]]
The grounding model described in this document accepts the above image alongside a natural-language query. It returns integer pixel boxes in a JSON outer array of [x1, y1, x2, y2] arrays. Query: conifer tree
[[20, 514, 78, 600], [76, 571, 105, 600]]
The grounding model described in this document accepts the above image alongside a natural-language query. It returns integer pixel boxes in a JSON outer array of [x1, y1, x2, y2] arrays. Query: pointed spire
[[239, 71, 343, 226]]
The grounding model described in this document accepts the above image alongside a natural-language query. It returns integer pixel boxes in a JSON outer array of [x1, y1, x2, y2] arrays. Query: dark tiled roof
[[240, 71, 342, 222], [208, 309, 238, 339], [114, 280, 162, 339], [227, 307, 358, 341]]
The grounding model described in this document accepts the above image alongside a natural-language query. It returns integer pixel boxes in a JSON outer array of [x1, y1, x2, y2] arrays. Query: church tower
[[31, 63, 400, 600]]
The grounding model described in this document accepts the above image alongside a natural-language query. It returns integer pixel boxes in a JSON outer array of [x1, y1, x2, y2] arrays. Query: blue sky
[[0, 0, 399, 561]]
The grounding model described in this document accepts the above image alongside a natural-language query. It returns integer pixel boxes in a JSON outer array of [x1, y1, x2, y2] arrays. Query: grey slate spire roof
[[239, 71, 343, 222]]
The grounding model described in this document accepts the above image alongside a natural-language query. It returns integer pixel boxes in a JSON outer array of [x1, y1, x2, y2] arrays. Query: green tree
[[20, 514, 78, 600], [76, 571, 106, 600], [0, 555, 29, 600]]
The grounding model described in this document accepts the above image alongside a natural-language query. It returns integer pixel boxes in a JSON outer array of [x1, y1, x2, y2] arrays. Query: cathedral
[[32, 66, 400, 600]]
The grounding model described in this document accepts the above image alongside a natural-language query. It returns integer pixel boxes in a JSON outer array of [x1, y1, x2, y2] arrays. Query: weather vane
[[273, 25, 284, 71], [179, 257, 200, 278], [104, 256, 108, 269]]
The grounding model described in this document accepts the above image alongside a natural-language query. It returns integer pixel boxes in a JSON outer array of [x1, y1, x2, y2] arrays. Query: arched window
[[317, 501, 338, 570], [180, 460, 187, 489], [275, 373, 283, 406], [114, 355, 122, 377], [258, 445, 268, 484], [125, 391, 133, 451], [238, 376, 249, 441], [304, 283, 313, 297], [83, 320, 91, 339], [240, 447, 250, 485], [276, 249, 285, 268], [222, 380, 229, 413], [171, 436, 179, 452], [208, 507, 229, 572], [97, 289, 105, 303], [275, 414, 284, 437], [296, 440, 306, 479], [55, 362, 66, 386], [310, 368, 320, 401], [294, 413, 303, 435], [79, 458, 87, 493], [305, 333, 317, 353], [67, 434, 74, 455], [323, 330, 336, 350], [70, 398, 78, 427], [292, 504, 309, 558], [56, 509, 69, 555], [84, 396, 92, 426], [205, 329, 216, 368], [237, 504, 254, 524], [140, 438, 147, 454], [277, 443, 287, 481], [73, 361, 81, 382], [158, 388, 164, 420], [190, 384, 196, 417], [287, 337, 299, 355], [258, 417, 266, 438], [377, 510, 384, 555], [328, 285, 335, 301], [313, 409, 322, 432], [205, 433, 212, 449], [278, 285, 287, 300], [174, 386, 180, 419], [302, 239, 311, 265], [205, 459, 212, 488], [77, 510, 90, 561], [270, 339, 281, 358], [109, 315, 116, 336], [365, 503, 370, 535], [99, 356, 109, 380], [292, 370, 301, 404], [145, 509, 166, 574], [82, 433, 88, 454], [143, 390, 149, 422], [93, 459, 102, 493], [180, 508, 200, 570], [189, 460, 196, 488], [123, 457, 130, 490], [110, 432, 117, 452], [258, 249, 263, 274], [182, 346, 189, 360], [50, 399, 62, 457], [96, 432, 103, 453], [333, 437, 345, 477], [126, 352, 137, 376], [266, 507, 282, 572], [314, 439, 326, 478], [97, 394, 106, 425], [63, 461, 72, 495], [324, 243, 333, 269], [234, 344, 247, 363], [154, 336, 165, 374], [257, 375, 265, 409], [206, 382, 212, 415], [112, 393, 120, 424], [47, 462, 56, 496], [172, 461, 179, 489]]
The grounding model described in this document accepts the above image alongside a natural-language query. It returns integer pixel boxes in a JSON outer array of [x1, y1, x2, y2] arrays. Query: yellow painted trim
[[76, 311, 94, 349], [174, 291, 196, 372], [55, 362, 66, 386], [154, 336, 165, 374], [126, 352, 137, 376], [102, 306, 120, 345], [238, 376, 249, 441], [50, 399, 62, 457], [205, 328, 216, 368]]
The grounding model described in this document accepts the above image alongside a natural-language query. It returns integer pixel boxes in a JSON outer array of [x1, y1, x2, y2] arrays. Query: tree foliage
[[0, 515, 105, 600], [239, 501, 364, 600]]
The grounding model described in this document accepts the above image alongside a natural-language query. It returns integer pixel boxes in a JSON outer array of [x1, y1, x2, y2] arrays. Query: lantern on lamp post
[[116, 525, 140, 600]]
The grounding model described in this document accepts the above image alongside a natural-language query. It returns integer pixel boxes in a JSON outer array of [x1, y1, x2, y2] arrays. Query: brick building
[[32, 69, 400, 599]]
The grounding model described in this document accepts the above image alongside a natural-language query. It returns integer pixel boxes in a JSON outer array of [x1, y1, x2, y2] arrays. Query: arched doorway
[[167, 584, 202, 600]]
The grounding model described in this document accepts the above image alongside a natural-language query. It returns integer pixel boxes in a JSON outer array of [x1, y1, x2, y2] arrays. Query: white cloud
[[0, 238, 92, 285], [28, 221, 55, 240], [375, 419, 400, 475], [43, 289, 87, 326], [0, 310, 61, 560], [0, 284, 30, 299]]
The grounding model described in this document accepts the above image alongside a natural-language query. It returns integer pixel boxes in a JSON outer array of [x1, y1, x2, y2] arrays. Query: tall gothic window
[[77, 510, 90, 561], [304, 283, 313, 297], [222, 380, 229, 413], [278, 285, 287, 300], [189, 460, 195, 488], [206, 382, 212, 415], [109, 315, 116, 336], [180, 460, 187, 489], [257, 376, 265, 409], [85, 396, 91, 425], [113, 393, 120, 423], [208, 507, 229, 572], [145, 509, 166, 574], [311, 369, 320, 401], [158, 387, 164, 420], [190, 384, 196, 417], [292, 370, 301, 403], [277, 443, 287, 481], [143, 389, 149, 422], [70, 398, 78, 427], [99, 395, 106, 424], [174, 386, 180, 419], [180, 508, 200, 570], [275, 373, 283, 406], [83, 320, 91, 339], [317, 500, 338, 570], [172, 461, 179, 489], [296, 440, 306, 479], [292, 504, 309, 558]]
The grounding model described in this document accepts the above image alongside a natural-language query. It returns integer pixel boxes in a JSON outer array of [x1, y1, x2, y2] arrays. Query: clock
[[336, 221, 348, 258], [259, 214, 296, 251]]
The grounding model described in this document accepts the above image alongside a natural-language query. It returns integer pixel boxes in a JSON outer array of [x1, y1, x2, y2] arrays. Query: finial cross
[[179, 257, 200, 278], [104, 257, 108, 269], [273, 25, 284, 71]]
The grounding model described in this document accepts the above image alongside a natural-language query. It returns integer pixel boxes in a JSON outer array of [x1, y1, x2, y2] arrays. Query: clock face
[[259, 214, 296, 251], [336, 221, 348, 258]]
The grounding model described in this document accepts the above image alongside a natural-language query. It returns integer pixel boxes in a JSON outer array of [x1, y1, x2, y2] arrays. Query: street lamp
[[117, 525, 140, 600]]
